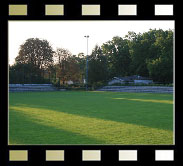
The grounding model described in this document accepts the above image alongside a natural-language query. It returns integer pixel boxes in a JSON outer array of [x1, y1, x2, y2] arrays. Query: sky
[[8, 21, 174, 65]]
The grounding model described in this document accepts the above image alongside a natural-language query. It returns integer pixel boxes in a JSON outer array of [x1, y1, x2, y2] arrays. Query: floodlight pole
[[84, 35, 89, 91]]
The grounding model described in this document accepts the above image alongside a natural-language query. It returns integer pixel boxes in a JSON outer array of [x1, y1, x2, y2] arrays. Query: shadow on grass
[[9, 110, 104, 145], [9, 105, 173, 145], [9, 91, 173, 131]]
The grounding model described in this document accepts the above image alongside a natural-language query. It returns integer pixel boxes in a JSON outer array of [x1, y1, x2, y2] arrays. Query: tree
[[126, 29, 173, 81], [88, 45, 108, 85], [102, 36, 131, 78], [147, 30, 173, 83], [10, 29, 173, 85], [9, 63, 47, 84], [14, 38, 54, 83], [127, 31, 154, 77], [16, 38, 54, 69], [54, 48, 82, 85], [76, 52, 86, 82]]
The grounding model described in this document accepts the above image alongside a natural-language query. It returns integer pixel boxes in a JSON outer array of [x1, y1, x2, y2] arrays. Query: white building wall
[[134, 80, 153, 84], [108, 80, 124, 85]]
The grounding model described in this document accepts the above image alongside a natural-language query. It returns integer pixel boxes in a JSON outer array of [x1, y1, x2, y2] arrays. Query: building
[[108, 75, 153, 85]]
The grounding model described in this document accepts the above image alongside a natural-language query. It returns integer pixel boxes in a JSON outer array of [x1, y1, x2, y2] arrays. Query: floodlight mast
[[84, 35, 89, 91]]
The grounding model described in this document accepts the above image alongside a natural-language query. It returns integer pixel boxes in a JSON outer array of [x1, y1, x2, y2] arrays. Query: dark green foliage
[[147, 30, 173, 83], [100, 29, 173, 84], [88, 45, 108, 85], [9, 29, 174, 85], [10, 38, 55, 84], [9, 63, 49, 84], [16, 38, 54, 69], [102, 37, 131, 78]]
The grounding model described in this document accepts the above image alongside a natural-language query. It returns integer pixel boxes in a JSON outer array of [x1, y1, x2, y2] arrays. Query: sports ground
[[9, 91, 173, 145]]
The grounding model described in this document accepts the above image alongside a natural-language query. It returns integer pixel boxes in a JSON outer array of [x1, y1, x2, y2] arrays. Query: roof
[[113, 75, 152, 81]]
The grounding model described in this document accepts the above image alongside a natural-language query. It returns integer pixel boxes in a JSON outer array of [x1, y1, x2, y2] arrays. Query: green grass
[[9, 91, 174, 145]]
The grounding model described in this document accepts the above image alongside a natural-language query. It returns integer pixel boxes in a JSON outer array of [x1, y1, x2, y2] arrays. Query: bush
[[52, 80, 60, 87], [91, 81, 106, 90]]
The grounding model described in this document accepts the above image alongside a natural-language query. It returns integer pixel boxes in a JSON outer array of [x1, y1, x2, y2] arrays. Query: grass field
[[9, 91, 173, 145]]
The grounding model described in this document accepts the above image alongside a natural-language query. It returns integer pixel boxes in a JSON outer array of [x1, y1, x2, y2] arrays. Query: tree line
[[9, 29, 173, 87]]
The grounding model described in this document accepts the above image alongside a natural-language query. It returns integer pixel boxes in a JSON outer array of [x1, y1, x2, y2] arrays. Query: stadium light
[[84, 35, 89, 91]]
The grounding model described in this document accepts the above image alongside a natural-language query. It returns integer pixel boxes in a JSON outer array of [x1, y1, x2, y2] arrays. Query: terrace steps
[[97, 86, 173, 94], [9, 84, 58, 92]]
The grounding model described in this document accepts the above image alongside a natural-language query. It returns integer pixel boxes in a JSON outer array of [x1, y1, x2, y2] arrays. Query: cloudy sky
[[8, 20, 174, 65]]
